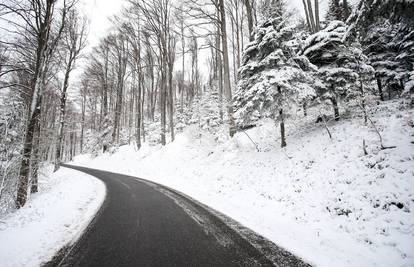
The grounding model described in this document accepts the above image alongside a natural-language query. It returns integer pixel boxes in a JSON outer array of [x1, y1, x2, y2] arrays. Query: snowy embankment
[[0, 166, 105, 267], [75, 100, 413, 267]]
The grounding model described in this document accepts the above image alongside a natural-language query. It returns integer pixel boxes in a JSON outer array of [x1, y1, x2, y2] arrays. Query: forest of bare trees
[[1, 0, 413, 213]]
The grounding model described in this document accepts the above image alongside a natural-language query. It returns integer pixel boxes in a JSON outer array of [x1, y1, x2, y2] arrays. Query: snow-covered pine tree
[[234, 15, 317, 147], [345, 0, 414, 101], [364, 20, 400, 100], [395, 26, 414, 97], [301, 21, 374, 120]]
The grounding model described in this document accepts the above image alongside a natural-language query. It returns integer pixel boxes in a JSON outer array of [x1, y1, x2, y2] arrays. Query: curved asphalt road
[[45, 164, 310, 267]]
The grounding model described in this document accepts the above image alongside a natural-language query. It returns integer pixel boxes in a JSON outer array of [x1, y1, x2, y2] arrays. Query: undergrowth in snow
[[0, 166, 105, 267], [75, 100, 414, 267]]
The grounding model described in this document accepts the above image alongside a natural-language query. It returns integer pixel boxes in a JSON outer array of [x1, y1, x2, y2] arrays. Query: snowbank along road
[[46, 164, 311, 267]]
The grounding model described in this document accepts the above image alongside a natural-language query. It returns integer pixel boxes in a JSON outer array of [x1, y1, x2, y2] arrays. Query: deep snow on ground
[[75, 100, 414, 267], [0, 166, 105, 267]]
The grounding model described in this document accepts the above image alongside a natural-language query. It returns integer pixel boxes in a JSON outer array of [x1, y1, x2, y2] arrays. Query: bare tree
[[243, 0, 254, 41], [54, 9, 87, 171], [0, 0, 75, 208], [218, 0, 236, 137], [302, 0, 320, 33]]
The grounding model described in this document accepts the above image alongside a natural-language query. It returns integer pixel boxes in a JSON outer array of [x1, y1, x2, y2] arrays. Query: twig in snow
[[318, 109, 332, 139], [359, 104, 396, 150], [242, 130, 260, 152]]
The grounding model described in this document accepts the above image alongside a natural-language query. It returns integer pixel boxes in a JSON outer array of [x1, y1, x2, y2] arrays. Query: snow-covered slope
[[75, 100, 414, 267], [0, 166, 106, 267]]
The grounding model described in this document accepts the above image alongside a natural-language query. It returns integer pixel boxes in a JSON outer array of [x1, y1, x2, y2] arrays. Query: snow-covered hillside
[[0, 166, 106, 267], [75, 100, 414, 267]]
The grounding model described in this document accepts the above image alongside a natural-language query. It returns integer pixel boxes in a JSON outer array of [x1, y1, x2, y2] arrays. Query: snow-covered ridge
[[75, 99, 414, 267], [0, 167, 106, 267]]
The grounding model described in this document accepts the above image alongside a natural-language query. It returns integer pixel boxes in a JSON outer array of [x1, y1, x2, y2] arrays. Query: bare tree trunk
[[279, 109, 286, 148], [216, 27, 224, 121], [80, 89, 86, 153], [306, 0, 316, 33], [136, 74, 142, 149], [302, 0, 312, 32], [219, 0, 236, 137], [244, 0, 254, 42], [231, 19, 237, 85], [314, 0, 320, 31], [16, 0, 57, 209], [168, 40, 175, 142], [54, 64, 72, 172], [160, 45, 167, 145], [30, 109, 42, 194], [180, 9, 186, 113], [17, 96, 42, 208]]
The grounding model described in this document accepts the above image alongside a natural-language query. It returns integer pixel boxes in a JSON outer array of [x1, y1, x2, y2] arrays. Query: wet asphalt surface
[[45, 164, 310, 267]]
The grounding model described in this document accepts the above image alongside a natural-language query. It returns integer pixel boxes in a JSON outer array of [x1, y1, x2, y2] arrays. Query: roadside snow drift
[[75, 100, 414, 267], [0, 166, 105, 267]]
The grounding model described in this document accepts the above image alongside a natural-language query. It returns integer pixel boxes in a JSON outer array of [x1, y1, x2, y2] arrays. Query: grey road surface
[[45, 164, 310, 267]]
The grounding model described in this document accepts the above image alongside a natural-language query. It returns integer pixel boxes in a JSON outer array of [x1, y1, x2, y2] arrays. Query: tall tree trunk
[[16, 0, 55, 208], [136, 73, 142, 149], [216, 27, 224, 121], [302, 0, 312, 32], [30, 108, 42, 194], [181, 13, 185, 113], [160, 53, 167, 145], [54, 63, 72, 172], [141, 77, 146, 142], [244, 0, 254, 42], [80, 91, 86, 153], [168, 63, 175, 142], [231, 19, 237, 85], [219, 0, 236, 137], [306, 0, 316, 33], [17, 97, 42, 208], [314, 0, 320, 31]]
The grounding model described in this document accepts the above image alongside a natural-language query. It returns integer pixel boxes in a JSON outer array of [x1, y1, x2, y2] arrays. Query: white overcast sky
[[79, 0, 331, 51]]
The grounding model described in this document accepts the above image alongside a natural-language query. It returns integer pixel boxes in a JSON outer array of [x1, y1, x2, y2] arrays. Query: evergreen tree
[[348, 0, 414, 100], [234, 16, 317, 147], [301, 21, 374, 120]]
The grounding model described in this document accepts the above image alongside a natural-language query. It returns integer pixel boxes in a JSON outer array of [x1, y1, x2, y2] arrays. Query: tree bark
[[302, 0, 313, 32], [331, 97, 340, 121], [244, 0, 254, 42], [219, 0, 236, 137], [314, 0, 320, 31], [280, 109, 287, 148], [376, 76, 384, 101], [54, 62, 72, 172], [80, 89, 86, 153], [30, 109, 42, 194], [216, 26, 224, 121], [16, 0, 56, 208]]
